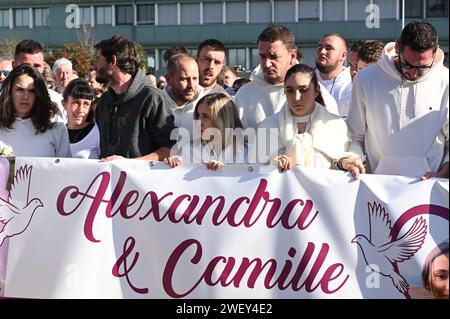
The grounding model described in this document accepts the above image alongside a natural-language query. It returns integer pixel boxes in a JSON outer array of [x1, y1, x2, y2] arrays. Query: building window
[[400, 0, 423, 18], [427, 0, 448, 17], [250, 1, 271, 23], [323, 0, 345, 21], [80, 6, 91, 25], [203, 2, 222, 24], [250, 48, 259, 69], [226, 1, 246, 23], [159, 4, 177, 25], [137, 4, 155, 25], [116, 5, 133, 25], [96, 6, 112, 25], [190, 48, 198, 57], [299, 0, 320, 21], [228, 48, 246, 69], [14, 8, 29, 27], [348, 0, 370, 21], [373, 0, 396, 19], [159, 49, 168, 69], [146, 49, 155, 70], [0, 9, 9, 28], [181, 3, 199, 25], [34, 8, 49, 27], [274, 0, 295, 23], [299, 47, 317, 67]]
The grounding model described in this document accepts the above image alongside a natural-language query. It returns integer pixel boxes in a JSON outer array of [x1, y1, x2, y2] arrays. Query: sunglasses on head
[[1, 70, 10, 77], [398, 54, 435, 72]]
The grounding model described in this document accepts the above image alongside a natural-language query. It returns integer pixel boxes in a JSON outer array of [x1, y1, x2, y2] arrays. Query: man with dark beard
[[161, 53, 204, 142], [315, 33, 352, 103], [94, 35, 175, 161], [234, 25, 338, 129], [196, 39, 227, 95]]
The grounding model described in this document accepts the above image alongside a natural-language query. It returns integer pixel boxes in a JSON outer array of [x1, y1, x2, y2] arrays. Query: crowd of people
[[0, 19, 448, 182], [0, 19, 448, 299]]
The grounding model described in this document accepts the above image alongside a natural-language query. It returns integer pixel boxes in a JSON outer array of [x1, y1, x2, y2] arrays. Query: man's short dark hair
[[94, 35, 140, 75], [197, 39, 226, 57], [398, 20, 438, 52], [350, 39, 366, 53], [163, 45, 190, 63], [257, 25, 297, 51], [14, 39, 43, 60], [358, 40, 385, 64]]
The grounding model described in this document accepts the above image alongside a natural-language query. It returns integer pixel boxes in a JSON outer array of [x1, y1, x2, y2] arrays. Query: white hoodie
[[234, 64, 339, 129], [161, 86, 205, 143], [347, 43, 449, 177]]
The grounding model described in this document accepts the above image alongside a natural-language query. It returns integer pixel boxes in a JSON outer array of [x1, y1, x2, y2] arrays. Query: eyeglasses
[[0, 70, 10, 77], [398, 54, 435, 72]]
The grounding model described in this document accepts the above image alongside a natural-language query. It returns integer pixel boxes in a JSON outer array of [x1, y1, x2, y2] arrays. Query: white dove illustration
[[0, 165, 43, 247], [351, 202, 427, 293]]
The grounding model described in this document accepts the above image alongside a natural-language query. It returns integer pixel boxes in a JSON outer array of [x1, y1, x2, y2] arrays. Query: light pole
[[401, 0, 405, 30]]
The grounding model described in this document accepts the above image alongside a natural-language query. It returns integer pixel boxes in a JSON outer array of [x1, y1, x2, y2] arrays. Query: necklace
[[329, 76, 337, 95]]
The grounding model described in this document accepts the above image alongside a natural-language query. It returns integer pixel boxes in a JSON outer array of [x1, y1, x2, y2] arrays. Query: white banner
[[0, 157, 448, 299]]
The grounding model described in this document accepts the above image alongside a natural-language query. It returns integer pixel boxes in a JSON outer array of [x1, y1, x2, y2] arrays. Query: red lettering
[[163, 239, 349, 298]]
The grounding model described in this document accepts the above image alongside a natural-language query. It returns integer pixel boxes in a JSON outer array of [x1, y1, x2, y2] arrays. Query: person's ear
[[12, 60, 17, 68], [290, 49, 298, 65], [110, 55, 117, 67], [61, 99, 67, 109], [395, 41, 400, 55], [340, 50, 348, 64]]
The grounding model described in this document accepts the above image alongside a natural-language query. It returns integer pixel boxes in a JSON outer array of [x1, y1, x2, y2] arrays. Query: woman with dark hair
[[258, 63, 363, 176], [0, 64, 71, 157], [62, 78, 99, 159]]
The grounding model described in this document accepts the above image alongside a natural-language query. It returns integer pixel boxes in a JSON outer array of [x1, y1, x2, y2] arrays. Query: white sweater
[[258, 102, 353, 167], [0, 117, 71, 157], [234, 64, 339, 129], [161, 87, 205, 144], [316, 67, 353, 102], [347, 43, 449, 177]]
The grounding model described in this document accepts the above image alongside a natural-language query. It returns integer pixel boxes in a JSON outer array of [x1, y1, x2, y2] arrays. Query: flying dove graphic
[[351, 202, 427, 293], [0, 165, 43, 247]]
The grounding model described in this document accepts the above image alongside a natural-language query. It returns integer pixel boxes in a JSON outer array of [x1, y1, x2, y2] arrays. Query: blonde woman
[[165, 93, 246, 170], [258, 64, 363, 177]]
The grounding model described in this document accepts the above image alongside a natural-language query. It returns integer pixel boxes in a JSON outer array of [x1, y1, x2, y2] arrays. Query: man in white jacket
[[315, 33, 352, 104], [234, 25, 338, 130], [345, 20, 449, 180]]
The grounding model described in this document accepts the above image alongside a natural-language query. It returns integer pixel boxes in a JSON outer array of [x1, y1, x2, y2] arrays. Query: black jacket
[[96, 69, 175, 158]]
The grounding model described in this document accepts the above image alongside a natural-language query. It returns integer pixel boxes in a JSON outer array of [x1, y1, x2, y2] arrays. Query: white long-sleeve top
[[347, 43, 449, 177], [0, 117, 71, 157], [69, 124, 100, 159], [316, 67, 353, 102], [161, 87, 205, 142]]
